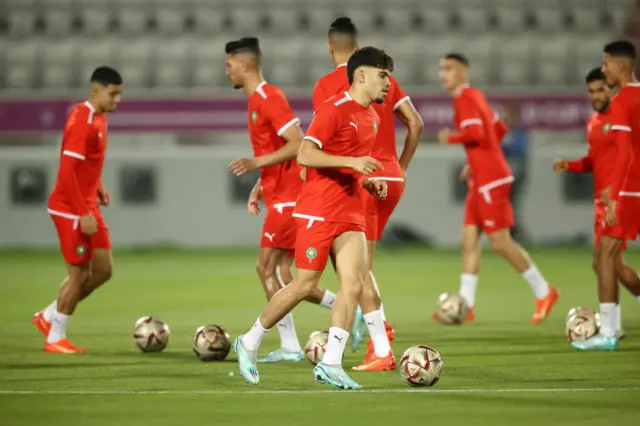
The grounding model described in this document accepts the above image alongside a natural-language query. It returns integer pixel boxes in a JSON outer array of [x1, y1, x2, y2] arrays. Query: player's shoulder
[[255, 81, 284, 100], [67, 101, 93, 123], [314, 93, 350, 117], [617, 83, 640, 104]]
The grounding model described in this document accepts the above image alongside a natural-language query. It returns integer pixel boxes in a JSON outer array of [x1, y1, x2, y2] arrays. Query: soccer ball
[[133, 316, 170, 353], [435, 292, 469, 325], [192, 324, 231, 361], [566, 306, 596, 322], [565, 315, 598, 342], [304, 330, 329, 365], [398, 345, 443, 387]]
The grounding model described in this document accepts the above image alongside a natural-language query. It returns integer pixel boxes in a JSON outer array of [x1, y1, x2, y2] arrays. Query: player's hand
[[459, 164, 470, 181], [228, 158, 258, 176], [97, 184, 111, 206], [364, 179, 387, 200], [79, 214, 98, 236], [300, 167, 306, 181], [552, 158, 569, 173], [437, 128, 452, 145], [605, 199, 618, 226], [348, 156, 383, 175], [601, 187, 611, 204], [247, 184, 262, 216]]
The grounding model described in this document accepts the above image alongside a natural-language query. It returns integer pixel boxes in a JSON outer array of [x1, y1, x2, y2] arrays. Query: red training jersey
[[567, 109, 617, 201], [448, 85, 512, 191], [247, 81, 302, 206], [609, 83, 640, 199], [312, 64, 350, 112], [48, 101, 107, 216], [294, 92, 379, 225]]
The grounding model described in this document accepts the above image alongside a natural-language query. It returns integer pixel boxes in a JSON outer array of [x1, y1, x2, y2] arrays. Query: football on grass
[[565, 315, 598, 342], [399, 345, 443, 387], [566, 306, 596, 322], [192, 324, 231, 361], [133, 316, 170, 353], [304, 330, 329, 365], [435, 292, 469, 325]]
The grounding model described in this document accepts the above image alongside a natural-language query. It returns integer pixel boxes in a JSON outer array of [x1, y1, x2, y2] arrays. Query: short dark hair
[[585, 67, 607, 84], [347, 46, 394, 85], [225, 37, 261, 57], [90, 66, 122, 86], [328, 17, 357, 38], [603, 40, 637, 61], [444, 53, 470, 67]]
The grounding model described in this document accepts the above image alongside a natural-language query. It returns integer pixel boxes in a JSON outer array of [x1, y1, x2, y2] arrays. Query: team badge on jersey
[[251, 111, 258, 123], [305, 247, 317, 261], [603, 123, 611, 133], [76, 245, 87, 256], [373, 120, 378, 133]]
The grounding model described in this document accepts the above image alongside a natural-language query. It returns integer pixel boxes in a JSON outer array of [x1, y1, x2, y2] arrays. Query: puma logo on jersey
[[264, 232, 275, 242], [349, 121, 358, 130]]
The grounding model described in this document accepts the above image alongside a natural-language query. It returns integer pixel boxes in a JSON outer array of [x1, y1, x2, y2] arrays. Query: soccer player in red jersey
[[32, 67, 123, 353], [234, 47, 394, 389], [314, 18, 424, 370], [224, 38, 337, 362], [553, 67, 640, 338], [572, 41, 640, 351], [436, 53, 559, 324]]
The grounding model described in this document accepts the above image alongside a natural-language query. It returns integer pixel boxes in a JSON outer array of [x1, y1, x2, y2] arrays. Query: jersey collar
[[336, 63, 347, 68], [454, 83, 470, 97]]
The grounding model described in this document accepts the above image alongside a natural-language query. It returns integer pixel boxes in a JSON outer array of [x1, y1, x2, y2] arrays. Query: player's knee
[[591, 258, 599, 274], [94, 265, 113, 284], [70, 267, 91, 286], [339, 274, 365, 300]]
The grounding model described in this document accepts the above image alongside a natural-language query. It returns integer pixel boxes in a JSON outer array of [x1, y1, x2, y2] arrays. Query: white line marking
[[0, 388, 638, 396]]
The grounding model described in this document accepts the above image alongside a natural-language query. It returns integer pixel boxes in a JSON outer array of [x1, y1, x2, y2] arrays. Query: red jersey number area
[[248, 82, 302, 207], [293, 92, 378, 270], [50, 210, 111, 264]]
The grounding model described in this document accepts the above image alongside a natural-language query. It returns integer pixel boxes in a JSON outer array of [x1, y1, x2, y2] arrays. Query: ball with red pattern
[[565, 315, 598, 342], [192, 324, 231, 361], [304, 330, 329, 365], [398, 345, 443, 387], [435, 292, 469, 325], [133, 316, 170, 353]]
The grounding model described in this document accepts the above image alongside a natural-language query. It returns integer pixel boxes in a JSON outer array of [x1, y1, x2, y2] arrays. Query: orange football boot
[[32, 311, 51, 337], [352, 351, 396, 372], [44, 339, 86, 353], [532, 286, 560, 324]]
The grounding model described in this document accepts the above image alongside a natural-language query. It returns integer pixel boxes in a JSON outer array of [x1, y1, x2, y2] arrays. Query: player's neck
[[348, 88, 372, 109], [332, 51, 354, 68], [86, 98, 104, 114], [618, 73, 638, 88], [243, 74, 266, 97], [450, 81, 469, 97]]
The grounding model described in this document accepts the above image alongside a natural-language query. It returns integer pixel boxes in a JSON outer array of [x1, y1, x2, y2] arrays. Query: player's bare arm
[[97, 181, 111, 206], [228, 126, 303, 176], [297, 139, 383, 175], [396, 100, 424, 171], [247, 178, 262, 216]]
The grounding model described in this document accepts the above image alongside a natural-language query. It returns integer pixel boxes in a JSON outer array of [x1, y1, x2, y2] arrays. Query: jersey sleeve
[[303, 105, 341, 149], [262, 94, 300, 137], [62, 108, 91, 160], [58, 109, 92, 215], [389, 76, 410, 111], [608, 97, 633, 200], [448, 94, 485, 144]]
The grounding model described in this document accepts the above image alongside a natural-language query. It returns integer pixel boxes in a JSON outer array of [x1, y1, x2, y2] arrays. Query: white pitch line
[[0, 388, 639, 396]]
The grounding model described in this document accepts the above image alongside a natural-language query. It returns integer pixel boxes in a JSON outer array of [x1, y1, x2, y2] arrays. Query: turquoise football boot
[[258, 348, 304, 363], [313, 362, 361, 390], [572, 335, 618, 351], [350, 305, 366, 352], [233, 335, 259, 384]]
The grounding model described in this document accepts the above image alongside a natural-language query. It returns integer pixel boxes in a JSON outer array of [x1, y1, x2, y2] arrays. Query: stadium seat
[[496, 36, 533, 85], [457, 5, 489, 34], [492, 1, 527, 33], [264, 5, 301, 35], [574, 36, 609, 80], [79, 7, 112, 36], [227, 3, 265, 34], [383, 5, 415, 35], [461, 36, 497, 85], [42, 39, 79, 89], [154, 37, 194, 87], [7, 10, 37, 38], [569, 5, 601, 33], [417, 36, 463, 85], [77, 38, 117, 87], [262, 36, 306, 86], [530, 5, 566, 33], [153, 5, 187, 35], [335, 6, 376, 34], [193, 38, 228, 87], [191, 3, 226, 35], [5, 39, 41, 88], [117, 6, 150, 36], [113, 37, 155, 88], [419, 6, 452, 34], [535, 36, 572, 85]]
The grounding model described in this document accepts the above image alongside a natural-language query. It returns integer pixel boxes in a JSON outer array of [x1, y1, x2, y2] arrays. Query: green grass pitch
[[1, 247, 640, 425]]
